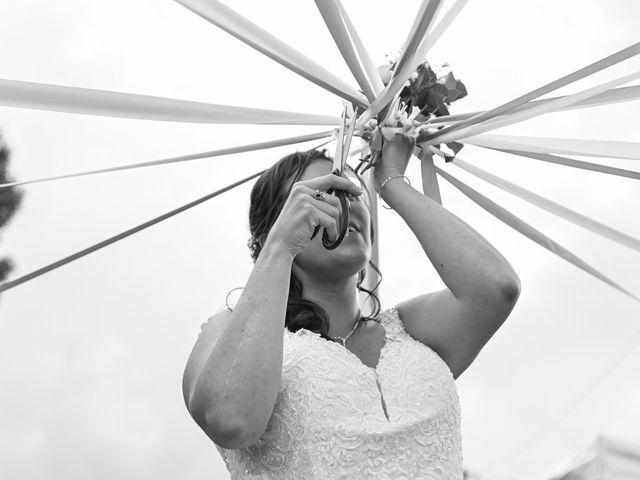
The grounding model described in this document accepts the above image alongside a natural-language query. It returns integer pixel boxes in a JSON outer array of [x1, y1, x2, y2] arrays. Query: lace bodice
[[214, 307, 463, 479]]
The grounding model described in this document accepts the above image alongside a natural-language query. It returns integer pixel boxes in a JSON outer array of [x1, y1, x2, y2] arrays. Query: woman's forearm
[[192, 237, 294, 445], [380, 178, 520, 300]]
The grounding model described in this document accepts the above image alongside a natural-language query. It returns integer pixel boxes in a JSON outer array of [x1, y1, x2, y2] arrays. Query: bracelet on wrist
[[378, 175, 411, 209]]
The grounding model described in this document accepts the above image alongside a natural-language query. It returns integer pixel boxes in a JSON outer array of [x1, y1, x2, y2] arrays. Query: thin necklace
[[330, 311, 362, 347]]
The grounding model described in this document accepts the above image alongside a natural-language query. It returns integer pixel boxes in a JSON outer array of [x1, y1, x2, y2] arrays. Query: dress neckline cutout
[[297, 310, 392, 374]]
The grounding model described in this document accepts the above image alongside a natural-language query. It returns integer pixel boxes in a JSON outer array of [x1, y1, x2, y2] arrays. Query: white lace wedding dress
[[214, 306, 463, 479]]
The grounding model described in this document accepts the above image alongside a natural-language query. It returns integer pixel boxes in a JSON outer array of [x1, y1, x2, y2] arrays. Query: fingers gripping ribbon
[[310, 106, 354, 250]]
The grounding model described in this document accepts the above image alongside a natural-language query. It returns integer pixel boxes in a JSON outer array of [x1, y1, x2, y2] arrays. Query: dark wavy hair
[[228, 148, 382, 341]]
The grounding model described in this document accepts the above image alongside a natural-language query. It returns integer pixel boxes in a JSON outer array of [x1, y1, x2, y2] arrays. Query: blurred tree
[[0, 132, 24, 282]]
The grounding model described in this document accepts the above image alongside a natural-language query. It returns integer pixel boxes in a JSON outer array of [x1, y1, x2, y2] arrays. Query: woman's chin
[[329, 240, 370, 270], [296, 232, 370, 275]]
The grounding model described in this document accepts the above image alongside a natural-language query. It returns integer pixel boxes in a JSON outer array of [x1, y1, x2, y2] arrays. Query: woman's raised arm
[[374, 135, 520, 379], [183, 238, 294, 449], [182, 172, 363, 449]]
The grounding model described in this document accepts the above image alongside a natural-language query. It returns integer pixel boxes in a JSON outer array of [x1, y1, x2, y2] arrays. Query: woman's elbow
[[188, 391, 263, 449], [201, 408, 258, 449], [499, 273, 521, 303]]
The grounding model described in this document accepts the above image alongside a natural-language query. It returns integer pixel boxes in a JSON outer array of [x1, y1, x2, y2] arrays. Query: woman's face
[[292, 158, 372, 279]]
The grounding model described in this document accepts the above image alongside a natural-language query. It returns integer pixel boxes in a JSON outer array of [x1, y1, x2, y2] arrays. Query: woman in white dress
[[182, 134, 521, 479]]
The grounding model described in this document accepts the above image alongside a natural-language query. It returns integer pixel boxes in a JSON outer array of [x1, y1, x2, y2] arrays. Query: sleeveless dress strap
[[378, 306, 407, 340]]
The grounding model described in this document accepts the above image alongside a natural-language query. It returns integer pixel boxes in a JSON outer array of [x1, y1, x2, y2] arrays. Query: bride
[[182, 134, 520, 479]]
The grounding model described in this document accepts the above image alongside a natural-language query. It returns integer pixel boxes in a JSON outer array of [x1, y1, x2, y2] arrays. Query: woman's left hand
[[372, 132, 414, 193]]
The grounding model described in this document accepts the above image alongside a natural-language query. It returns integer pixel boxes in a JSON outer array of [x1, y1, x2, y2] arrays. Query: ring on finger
[[312, 189, 326, 201]]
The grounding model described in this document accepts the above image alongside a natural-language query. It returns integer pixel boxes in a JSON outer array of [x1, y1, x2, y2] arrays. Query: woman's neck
[[293, 270, 361, 339]]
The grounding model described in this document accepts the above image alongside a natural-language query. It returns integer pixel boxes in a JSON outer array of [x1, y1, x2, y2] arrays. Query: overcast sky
[[0, 1, 639, 479]]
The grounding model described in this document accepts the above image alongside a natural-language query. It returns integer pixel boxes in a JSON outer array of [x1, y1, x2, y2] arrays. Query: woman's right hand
[[265, 173, 364, 258]]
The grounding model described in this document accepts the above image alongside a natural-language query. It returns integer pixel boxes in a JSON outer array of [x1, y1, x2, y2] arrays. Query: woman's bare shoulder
[[199, 305, 233, 335], [183, 306, 234, 407]]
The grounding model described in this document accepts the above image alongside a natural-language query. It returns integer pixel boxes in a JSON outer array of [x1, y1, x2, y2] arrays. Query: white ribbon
[[336, 1, 384, 95], [427, 85, 640, 127], [174, 0, 368, 107], [423, 41, 640, 142], [483, 148, 640, 181], [435, 165, 638, 301], [315, 0, 377, 102], [437, 70, 640, 143], [393, 0, 442, 76], [358, 0, 444, 124], [467, 134, 640, 160], [0, 170, 266, 293], [0, 131, 334, 189], [0, 79, 340, 125], [435, 149, 640, 253]]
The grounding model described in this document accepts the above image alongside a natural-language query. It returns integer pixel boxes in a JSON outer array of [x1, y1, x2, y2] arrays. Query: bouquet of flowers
[[397, 61, 467, 118], [355, 60, 467, 176]]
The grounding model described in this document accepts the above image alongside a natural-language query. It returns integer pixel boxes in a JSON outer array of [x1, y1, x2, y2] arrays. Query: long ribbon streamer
[[174, 0, 368, 108], [359, 0, 467, 125], [308, 135, 338, 152], [358, 0, 444, 124], [0, 79, 340, 125], [336, 1, 384, 95], [420, 151, 442, 204], [374, 0, 467, 125], [428, 85, 640, 127], [421, 41, 640, 142], [315, 0, 376, 102], [432, 70, 640, 144], [487, 148, 640, 181], [435, 166, 638, 301], [335, 107, 348, 166], [0, 170, 266, 293], [440, 152, 640, 253], [393, 0, 441, 76], [0, 131, 333, 189], [418, 0, 469, 63], [466, 134, 640, 160]]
